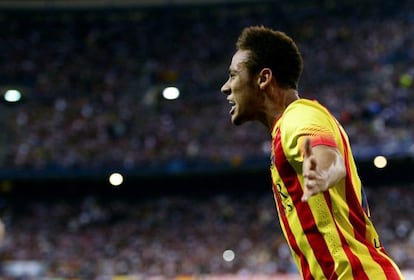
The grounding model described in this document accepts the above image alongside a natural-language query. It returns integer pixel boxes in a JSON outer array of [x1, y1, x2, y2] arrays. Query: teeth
[[230, 105, 236, 115]]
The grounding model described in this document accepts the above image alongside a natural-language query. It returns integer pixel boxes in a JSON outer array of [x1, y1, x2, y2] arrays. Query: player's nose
[[221, 80, 230, 95]]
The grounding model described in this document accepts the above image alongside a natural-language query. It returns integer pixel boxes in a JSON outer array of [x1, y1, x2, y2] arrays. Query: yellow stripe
[[271, 165, 326, 279], [272, 99, 404, 279], [335, 123, 395, 278], [307, 189, 354, 279]]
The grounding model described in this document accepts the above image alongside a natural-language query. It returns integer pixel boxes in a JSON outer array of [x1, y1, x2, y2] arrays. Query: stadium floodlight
[[3, 89, 22, 103], [162, 86, 180, 100], [109, 172, 124, 186], [373, 155, 387, 169], [222, 249, 235, 262]]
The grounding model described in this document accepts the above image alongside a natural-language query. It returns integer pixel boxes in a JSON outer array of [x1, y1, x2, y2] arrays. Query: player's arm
[[0, 219, 4, 243], [301, 138, 346, 202]]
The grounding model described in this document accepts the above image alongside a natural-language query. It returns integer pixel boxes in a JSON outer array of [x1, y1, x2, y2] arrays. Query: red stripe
[[272, 183, 314, 280], [310, 137, 337, 148], [324, 192, 370, 280], [273, 129, 337, 279], [337, 127, 402, 279]]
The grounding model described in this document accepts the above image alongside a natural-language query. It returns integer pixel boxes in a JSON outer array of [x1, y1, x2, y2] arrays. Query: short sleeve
[[280, 100, 338, 166]]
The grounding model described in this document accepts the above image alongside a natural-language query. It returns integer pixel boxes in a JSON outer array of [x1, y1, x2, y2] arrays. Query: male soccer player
[[220, 25, 404, 279]]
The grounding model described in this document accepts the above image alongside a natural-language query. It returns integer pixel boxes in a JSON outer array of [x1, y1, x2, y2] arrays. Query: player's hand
[[301, 138, 329, 202]]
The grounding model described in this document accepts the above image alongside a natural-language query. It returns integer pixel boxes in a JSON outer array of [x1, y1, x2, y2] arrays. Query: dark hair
[[236, 26, 303, 89]]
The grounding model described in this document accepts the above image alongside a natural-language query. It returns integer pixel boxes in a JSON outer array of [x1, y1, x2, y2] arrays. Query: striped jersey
[[270, 99, 403, 280]]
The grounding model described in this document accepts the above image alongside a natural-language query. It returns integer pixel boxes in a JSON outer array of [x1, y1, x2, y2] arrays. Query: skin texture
[[221, 50, 265, 126], [302, 138, 346, 202], [0, 220, 4, 243], [221, 49, 346, 201]]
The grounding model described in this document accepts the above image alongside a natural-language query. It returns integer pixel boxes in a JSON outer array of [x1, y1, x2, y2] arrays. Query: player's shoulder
[[280, 98, 334, 134]]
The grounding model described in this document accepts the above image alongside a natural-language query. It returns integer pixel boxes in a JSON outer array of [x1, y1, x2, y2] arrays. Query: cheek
[[231, 79, 240, 91], [232, 79, 248, 94]]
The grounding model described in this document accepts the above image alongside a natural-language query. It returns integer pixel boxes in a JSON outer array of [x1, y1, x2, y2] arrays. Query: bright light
[[222, 249, 235, 262], [4, 89, 22, 102], [109, 172, 124, 186], [162, 86, 180, 100], [373, 155, 387, 169]]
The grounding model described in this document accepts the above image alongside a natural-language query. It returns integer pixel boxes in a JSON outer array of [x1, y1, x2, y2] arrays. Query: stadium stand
[[0, 184, 413, 278], [0, 0, 413, 278], [0, 0, 413, 177]]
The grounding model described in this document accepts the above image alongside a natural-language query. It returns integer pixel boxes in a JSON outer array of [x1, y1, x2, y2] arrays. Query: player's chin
[[231, 114, 247, 126], [232, 120, 243, 126]]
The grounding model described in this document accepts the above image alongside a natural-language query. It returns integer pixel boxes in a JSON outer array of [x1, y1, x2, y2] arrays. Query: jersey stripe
[[315, 152, 371, 278], [337, 126, 403, 279], [270, 99, 404, 279], [272, 182, 314, 280], [323, 192, 370, 280], [273, 128, 337, 279]]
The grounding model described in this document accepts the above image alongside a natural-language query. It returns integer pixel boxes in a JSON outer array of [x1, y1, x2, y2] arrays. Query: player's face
[[221, 50, 261, 125]]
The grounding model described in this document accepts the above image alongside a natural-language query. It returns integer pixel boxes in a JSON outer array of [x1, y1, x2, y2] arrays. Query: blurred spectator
[[0, 183, 413, 278], [0, 1, 413, 174]]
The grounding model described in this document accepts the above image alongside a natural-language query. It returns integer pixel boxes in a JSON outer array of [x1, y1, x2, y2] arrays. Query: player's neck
[[261, 88, 299, 130]]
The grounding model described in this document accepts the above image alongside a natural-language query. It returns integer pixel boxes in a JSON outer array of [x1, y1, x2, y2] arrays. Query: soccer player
[[220, 26, 404, 279]]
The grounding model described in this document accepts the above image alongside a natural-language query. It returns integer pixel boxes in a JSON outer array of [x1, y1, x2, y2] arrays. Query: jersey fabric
[[270, 99, 403, 280]]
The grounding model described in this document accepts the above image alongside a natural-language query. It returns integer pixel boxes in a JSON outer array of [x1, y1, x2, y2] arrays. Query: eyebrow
[[229, 64, 247, 76], [228, 67, 237, 75]]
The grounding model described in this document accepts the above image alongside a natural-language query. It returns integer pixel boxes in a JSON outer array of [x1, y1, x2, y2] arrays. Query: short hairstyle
[[236, 26, 303, 90]]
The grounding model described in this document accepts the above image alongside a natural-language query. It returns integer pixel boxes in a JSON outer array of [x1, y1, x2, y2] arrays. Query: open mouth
[[229, 100, 236, 115]]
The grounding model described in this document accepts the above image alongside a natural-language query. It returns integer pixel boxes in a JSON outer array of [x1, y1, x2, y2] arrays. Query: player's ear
[[257, 68, 272, 90]]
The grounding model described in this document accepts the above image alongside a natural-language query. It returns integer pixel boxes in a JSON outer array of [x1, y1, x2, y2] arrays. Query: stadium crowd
[[0, 1, 414, 279], [0, 1, 413, 174], [0, 184, 413, 278]]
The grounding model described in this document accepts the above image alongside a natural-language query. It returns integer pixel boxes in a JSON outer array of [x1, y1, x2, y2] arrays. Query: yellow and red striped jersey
[[270, 99, 403, 280]]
